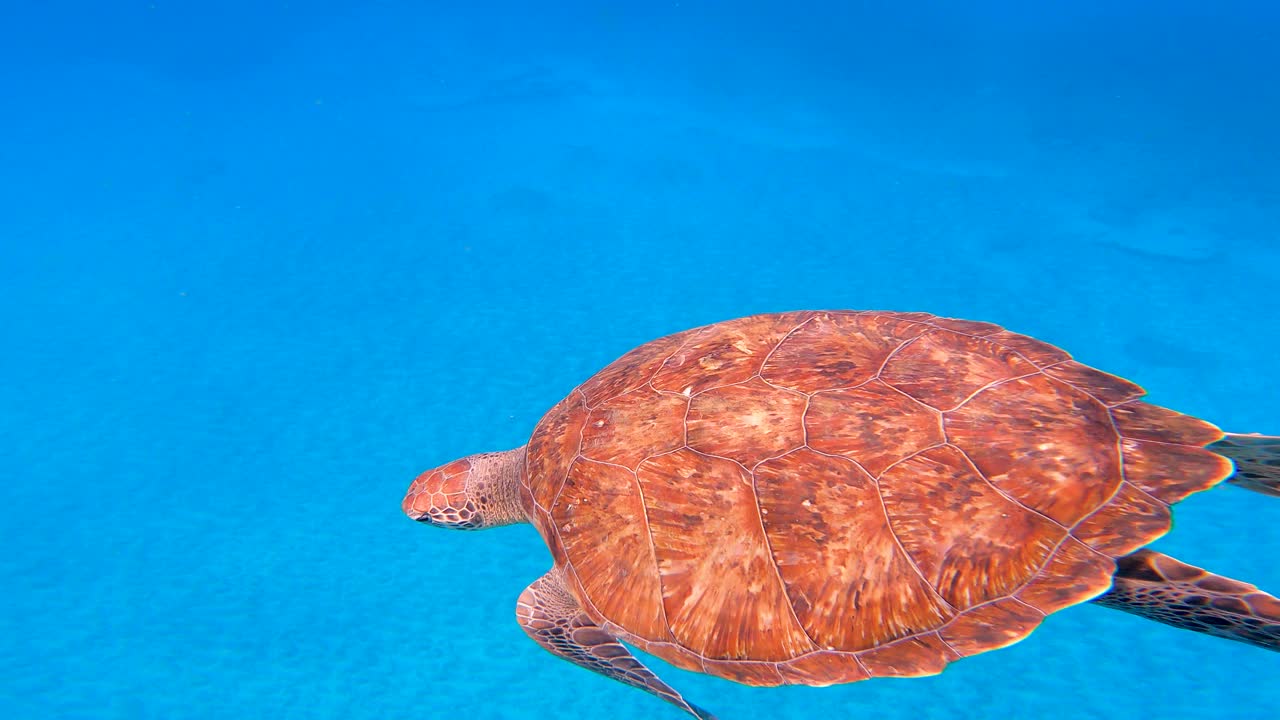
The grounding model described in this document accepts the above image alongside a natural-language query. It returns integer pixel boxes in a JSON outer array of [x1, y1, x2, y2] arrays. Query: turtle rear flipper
[[1094, 549, 1280, 651], [1212, 433, 1280, 496]]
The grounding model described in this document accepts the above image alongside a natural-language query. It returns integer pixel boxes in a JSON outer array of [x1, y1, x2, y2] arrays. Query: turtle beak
[[402, 501, 427, 522], [401, 474, 437, 522]]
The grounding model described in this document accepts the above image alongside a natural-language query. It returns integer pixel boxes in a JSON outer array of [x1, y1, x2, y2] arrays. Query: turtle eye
[[423, 500, 483, 530]]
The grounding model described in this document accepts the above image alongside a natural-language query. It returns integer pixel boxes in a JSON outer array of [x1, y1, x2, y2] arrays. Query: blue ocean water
[[2, 1, 1277, 718]]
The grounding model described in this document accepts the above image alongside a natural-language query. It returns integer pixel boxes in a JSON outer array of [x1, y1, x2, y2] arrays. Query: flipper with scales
[[1095, 549, 1280, 651], [1092, 432, 1280, 650], [515, 568, 718, 720], [1212, 433, 1280, 496]]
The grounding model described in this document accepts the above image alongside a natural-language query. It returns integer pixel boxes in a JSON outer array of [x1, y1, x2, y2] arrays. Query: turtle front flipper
[[1093, 549, 1280, 651], [516, 568, 717, 720], [1212, 433, 1280, 496]]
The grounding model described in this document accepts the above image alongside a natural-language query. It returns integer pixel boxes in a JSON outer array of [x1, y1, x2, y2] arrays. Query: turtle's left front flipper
[[516, 568, 718, 720], [1094, 549, 1280, 651], [1212, 433, 1280, 496]]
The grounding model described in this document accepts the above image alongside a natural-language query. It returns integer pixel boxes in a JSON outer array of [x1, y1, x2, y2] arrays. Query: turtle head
[[402, 447, 528, 530]]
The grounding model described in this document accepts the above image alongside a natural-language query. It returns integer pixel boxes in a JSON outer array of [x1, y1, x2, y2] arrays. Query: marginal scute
[[699, 659, 785, 686], [1119, 438, 1234, 505], [761, 312, 930, 392], [779, 652, 869, 686], [1073, 481, 1172, 555], [946, 373, 1122, 525], [986, 329, 1072, 367], [882, 330, 1039, 410], [938, 598, 1044, 656], [806, 379, 944, 476], [926, 317, 1003, 336], [1043, 361, 1145, 406], [637, 639, 704, 674], [856, 633, 959, 678], [1111, 400, 1224, 446], [1016, 537, 1115, 614], [580, 386, 687, 469], [652, 312, 813, 395], [687, 377, 806, 467], [879, 311, 935, 323], [553, 460, 669, 642]]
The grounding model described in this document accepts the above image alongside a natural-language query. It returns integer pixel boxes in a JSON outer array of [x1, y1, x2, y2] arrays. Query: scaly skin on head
[[402, 447, 528, 529]]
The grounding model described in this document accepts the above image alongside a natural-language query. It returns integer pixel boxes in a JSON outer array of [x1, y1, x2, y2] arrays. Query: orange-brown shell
[[520, 311, 1233, 686]]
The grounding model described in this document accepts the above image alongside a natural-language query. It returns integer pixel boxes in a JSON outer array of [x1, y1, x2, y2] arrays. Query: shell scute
[[580, 387, 687, 469], [946, 373, 1122, 526], [926, 317, 1004, 336], [878, 445, 1065, 611], [652, 312, 813, 396], [699, 659, 785, 686], [761, 312, 929, 392], [881, 330, 1039, 410], [579, 331, 688, 407], [857, 633, 959, 678], [985, 329, 1071, 367], [687, 377, 806, 467], [1074, 481, 1171, 555], [937, 597, 1044, 656], [1119, 438, 1233, 505], [525, 393, 588, 512], [755, 449, 954, 649], [779, 652, 869, 686], [806, 379, 944, 477], [553, 459, 668, 641], [1015, 537, 1115, 614], [1111, 400, 1224, 445], [636, 449, 813, 661], [1043, 361, 1145, 405]]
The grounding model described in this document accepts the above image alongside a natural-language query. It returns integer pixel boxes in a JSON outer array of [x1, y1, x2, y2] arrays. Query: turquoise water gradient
[[2, 2, 1277, 718]]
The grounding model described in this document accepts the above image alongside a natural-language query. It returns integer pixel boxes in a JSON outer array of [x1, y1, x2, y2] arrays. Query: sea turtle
[[402, 311, 1280, 719]]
